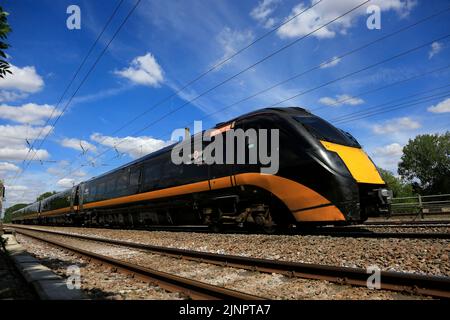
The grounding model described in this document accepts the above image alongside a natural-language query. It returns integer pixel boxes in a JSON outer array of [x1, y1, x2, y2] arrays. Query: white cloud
[[90, 133, 171, 159], [373, 143, 403, 157], [0, 162, 20, 172], [371, 142, 404, 171], [277, 0, 417, 39], [0, 64, 45, 102], [0, 64, 44, 93], [60, 138, 97, 153], [428, 41, 443, 59], [2, 170, 80, 210], [0, 103, 60, 125], [320, 56, 341, 69], [0, 162, 20, 180], [69, 85, 131, 107], [319, 94, 364, 106], [214, 27, 254, 69], [0, 125, 53, 161], [0, 125, 53, 147], [250, 0, 280, 28], [427, 98, 450, 113], [6, 185, 28, 192], [56, 178, 75, 188], [46, 161, 86, 180], [0, 91, 28, 103], [372, 117, 421, 134], [72, 170, 87, 178], [46, 166, 64, 176], [0, 147, 49, 161], [114, 53, 164, 87], [2, 184, 29, 210]]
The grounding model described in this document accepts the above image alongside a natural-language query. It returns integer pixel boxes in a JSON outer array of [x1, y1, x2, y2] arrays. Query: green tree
[[2, 203, 27, 223], [398, 131, 450, 195], [378, 168, 414, 197], [0, 6, 12, 78], [36, 191, 57, 201]]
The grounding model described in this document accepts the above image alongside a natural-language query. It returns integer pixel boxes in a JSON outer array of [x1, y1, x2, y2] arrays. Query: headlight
[[326, 150, 352, 176]]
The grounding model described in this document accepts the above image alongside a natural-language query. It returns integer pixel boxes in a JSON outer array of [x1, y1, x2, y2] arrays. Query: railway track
[[11, 227, 263, 300], [363, 220, 450, 226], [9, 224, 450, 299], [9, 222, 450, 239]]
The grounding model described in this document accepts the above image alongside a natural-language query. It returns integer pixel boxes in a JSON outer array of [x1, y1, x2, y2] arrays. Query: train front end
[[318, 139, 393, 221], [287, 110, 392, 224]]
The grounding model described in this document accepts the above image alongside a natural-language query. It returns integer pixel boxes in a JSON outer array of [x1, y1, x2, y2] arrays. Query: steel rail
[[359, 225, 450, 229], [363, 220, 450, 226], [14, 228, 264, 300], [356, 224, 450, 229], [300, 229, 450, 239], [9, 225, 450, 299]]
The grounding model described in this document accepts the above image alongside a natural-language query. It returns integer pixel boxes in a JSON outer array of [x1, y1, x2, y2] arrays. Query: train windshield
[[293, 115, 360, 147]]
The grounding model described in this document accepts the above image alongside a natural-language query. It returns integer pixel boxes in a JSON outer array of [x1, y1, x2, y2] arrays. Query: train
[[10, 107, 392, 231]]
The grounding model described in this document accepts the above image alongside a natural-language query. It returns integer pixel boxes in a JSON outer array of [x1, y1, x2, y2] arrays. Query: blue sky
[[0, 0, 449, 210]]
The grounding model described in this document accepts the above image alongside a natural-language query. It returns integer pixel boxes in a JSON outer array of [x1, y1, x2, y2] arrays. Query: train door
[[206, 126, 234, 190], [37, 201, 41, 219], [129, 164, 142, 194], [78, 182, 85, 211], [70, 185, 76, 212], [231, 117, 265, 177], [204, 124, 239, 227]]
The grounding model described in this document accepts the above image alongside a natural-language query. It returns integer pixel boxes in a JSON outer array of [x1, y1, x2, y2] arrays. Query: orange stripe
[[83, 181, 210, 210], [233, 173, 332, 212], [40, 206, 73, 218], [292, 205, 345, 221], [210, 176, 232, 190], [21, 213, 38, 219]]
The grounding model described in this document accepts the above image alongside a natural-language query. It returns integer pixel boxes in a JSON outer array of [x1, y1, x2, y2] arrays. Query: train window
[[89, 185, 96, 201], [117, 171, 129, 190], [130, 168, 140, 187], [106, 177, 116, 194], [160, 162, 183, 188], [143, 161, 162, 190], [293, 116, 360, 147], [97, 182, 106, 197]]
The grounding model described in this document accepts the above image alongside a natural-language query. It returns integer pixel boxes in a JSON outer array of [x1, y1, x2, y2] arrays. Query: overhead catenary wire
[[142, 63, 449, 147], [123, 34, 450, 149], [100, 0, 327, 139], [25, 0, 142, 168], [334, 91, 450, 125], [310, 64, 450, 111], [12, 0, 126, 181], [266, 34, 450, 109], [330, 84, 450, 122], [10, 0, 142, 186]]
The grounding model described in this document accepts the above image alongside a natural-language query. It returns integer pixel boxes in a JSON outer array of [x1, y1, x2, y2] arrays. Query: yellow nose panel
[[320, 140, 385, 184]]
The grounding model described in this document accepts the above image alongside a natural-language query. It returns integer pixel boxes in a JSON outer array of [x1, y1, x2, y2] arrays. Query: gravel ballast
[[16, 234, 184, 300], [14, 225, 450, 277], [14, 230, 441, 300]]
